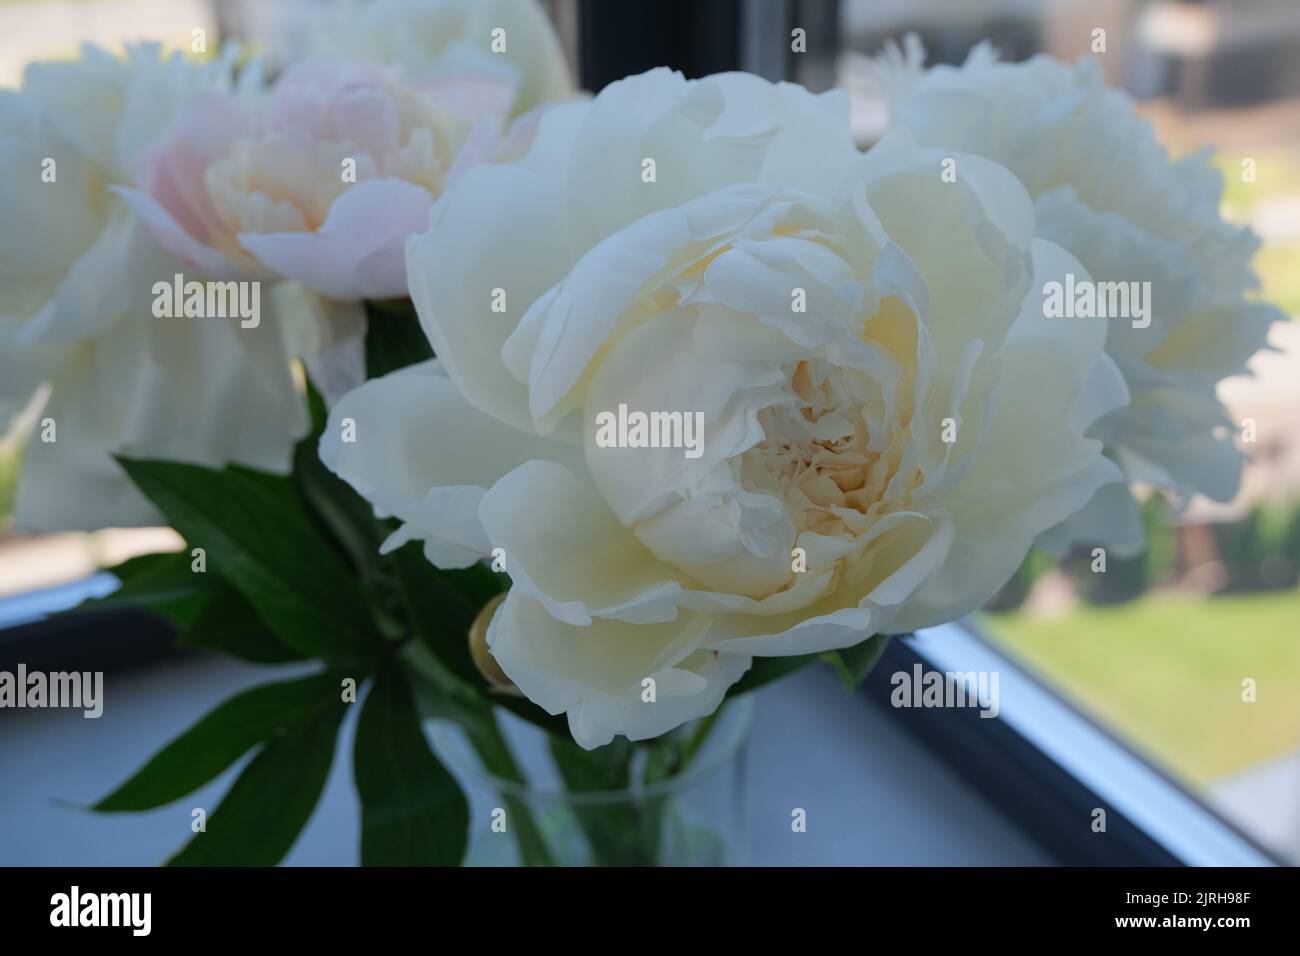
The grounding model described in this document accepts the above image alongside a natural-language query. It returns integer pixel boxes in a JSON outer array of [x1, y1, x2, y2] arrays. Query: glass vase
[[428, 697, 753, 866]]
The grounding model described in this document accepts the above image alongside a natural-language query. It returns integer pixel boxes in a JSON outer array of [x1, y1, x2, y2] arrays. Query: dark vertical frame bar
[[789, 0, 840, 90], [578, 0, 743, 92], [740, 0, 793, 81]]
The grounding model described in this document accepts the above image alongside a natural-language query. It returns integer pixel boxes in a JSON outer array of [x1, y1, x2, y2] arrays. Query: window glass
[[828, 0, 1300, 864]]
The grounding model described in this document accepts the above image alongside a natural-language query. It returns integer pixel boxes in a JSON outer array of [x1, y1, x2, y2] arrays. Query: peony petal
[[889, 239, 1126, 630], [239, 178, 435, 300], [487, 591, 748, 750], [858, 137, 1036, 359], [319, 360, 583, 568], [585, 308, 792, 499], [114, 185, 253, 280], [16, 268, 307, 531], [16, 338, 163, 530], [407, 162, 573, 433], [479, 459, 687, 625], [442, 116, 501, 188], [17, 210, 144, 345], [705, 511, 954, 655], [421, 69, 516, 124], [1037, 479, 1146, 558], [312, 0, 574, 115], [704, 72, 859, 198], [521, 183, 795, 431], [0, 92, 103, 319]]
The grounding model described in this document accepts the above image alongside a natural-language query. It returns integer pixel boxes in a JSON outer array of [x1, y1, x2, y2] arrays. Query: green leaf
[[293, 380, 388, 575], [104, 550, 187, 587], [354, 665, 469, 866], [167, 690, 347, 866], [364, 298, 433, 379], [398, 643, 561, 866], [391, 546, 565, 737], [116, 456, 373, 662], [548, 735, 631, 793], [457, 699, 557, 867], [293, 381, 408, 641], [725, 653, 821, 698], [391, 543, 500, 686], [73, 550, 302, 663], [176, 590, 305, 664], [96, 672, 343, 812], [369, 529, 571, 748], [548, 736, 662, 866], [70, 549, 301, 663], [823, 634, 893, 691], [78, 550, 210, 630]]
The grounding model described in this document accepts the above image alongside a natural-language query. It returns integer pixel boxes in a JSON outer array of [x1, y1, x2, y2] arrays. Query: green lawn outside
[[0, 442, 19, 529], [981, 589, 1300, 787], [1215, 150, 1300, 318], [1251, 241, 1300, 320]]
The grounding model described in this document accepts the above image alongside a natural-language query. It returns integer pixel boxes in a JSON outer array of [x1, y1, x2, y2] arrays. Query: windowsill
[[0, 578, 1277, 866], [0, 652, 1050, 866]]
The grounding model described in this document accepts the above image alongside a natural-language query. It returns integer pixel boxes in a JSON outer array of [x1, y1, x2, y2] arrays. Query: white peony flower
[[878, 37, 1284, 555], [295, 0, 573, 116], [0, 45, 306, 531], [321, 69, 1123, 748]]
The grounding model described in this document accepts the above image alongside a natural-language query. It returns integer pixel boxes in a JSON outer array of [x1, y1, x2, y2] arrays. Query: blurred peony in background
[[822, 0, 1300, 861]]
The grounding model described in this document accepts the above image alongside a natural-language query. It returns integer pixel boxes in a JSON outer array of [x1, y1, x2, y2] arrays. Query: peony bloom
[[0, 45, 306, 531], [295, 0, 572, 116], [321, 69, 1124, 748], [120, 59, 543, 302], [878, 37, 1284, 554]]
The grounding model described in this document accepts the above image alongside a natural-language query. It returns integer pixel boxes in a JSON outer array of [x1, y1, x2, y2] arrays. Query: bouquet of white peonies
[[0, 2, 1278, 866]]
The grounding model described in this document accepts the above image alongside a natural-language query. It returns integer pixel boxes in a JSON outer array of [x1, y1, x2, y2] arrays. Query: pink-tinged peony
[[120, 61, 534, 301]]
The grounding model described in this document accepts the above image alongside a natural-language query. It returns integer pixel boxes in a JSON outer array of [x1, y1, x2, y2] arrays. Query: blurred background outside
[[825, 0, 1300, 865], [1, 0, 1297, 863]]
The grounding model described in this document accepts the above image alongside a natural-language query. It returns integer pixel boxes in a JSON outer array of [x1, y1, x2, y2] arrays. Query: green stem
[[549, 737, 657, 866], [565, 705, 730, 866], [400, 643, 556, 866], [676, 706, 724, 772], [463, 707, 557, 867], [630, 706, 726, 865]]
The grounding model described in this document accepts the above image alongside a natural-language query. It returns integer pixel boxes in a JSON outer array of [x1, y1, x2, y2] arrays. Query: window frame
[[865, 623, 1282, 866]]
